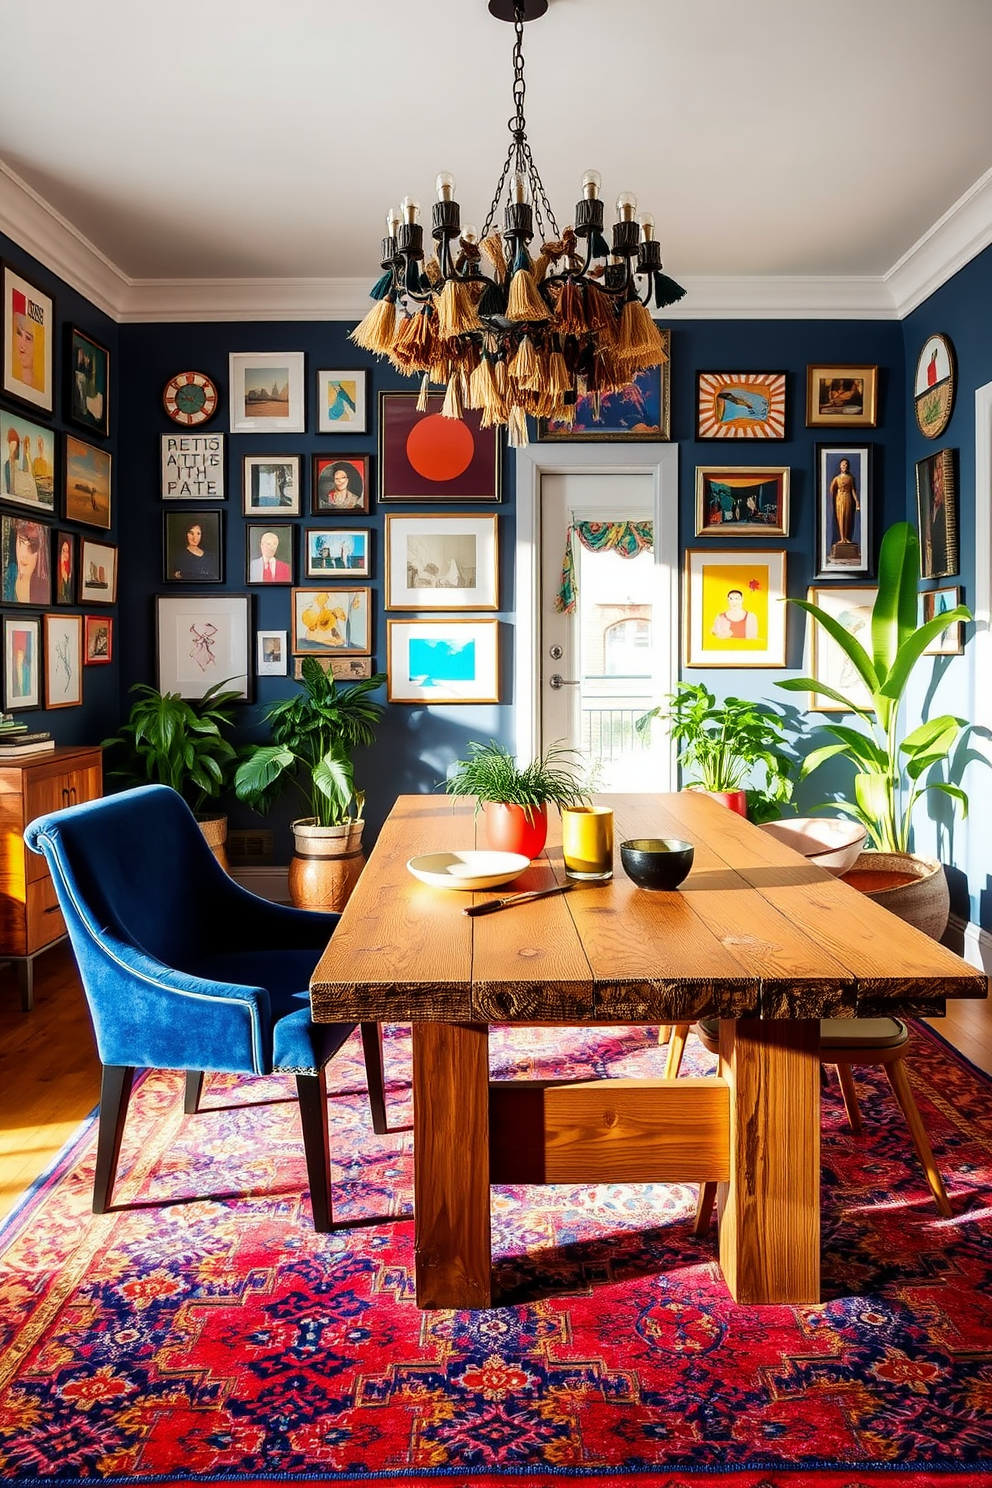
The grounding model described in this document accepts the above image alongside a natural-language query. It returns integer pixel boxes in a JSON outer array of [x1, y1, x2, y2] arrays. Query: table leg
[[412, 1022, 492, 1309], [717, 1018, 821, 1305]]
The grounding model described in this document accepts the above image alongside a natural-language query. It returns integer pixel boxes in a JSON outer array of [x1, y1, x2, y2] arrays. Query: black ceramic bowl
[[620, 837, 694, 891]]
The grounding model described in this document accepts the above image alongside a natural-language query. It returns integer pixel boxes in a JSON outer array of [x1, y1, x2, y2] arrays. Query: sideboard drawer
[[26, 874, 66, 951]]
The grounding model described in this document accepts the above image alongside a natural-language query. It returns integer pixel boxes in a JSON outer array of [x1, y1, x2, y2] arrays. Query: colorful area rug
[[2, 1020, 992, 1488]]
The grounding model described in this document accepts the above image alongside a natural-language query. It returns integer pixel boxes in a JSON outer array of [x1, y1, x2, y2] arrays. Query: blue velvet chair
[[24, 784, 387, 1231]]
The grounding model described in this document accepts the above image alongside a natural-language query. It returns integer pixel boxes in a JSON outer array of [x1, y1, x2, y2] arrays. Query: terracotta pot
[[841, 850, 949, 941], [483, 801, 548, 859], [288, 818, 365, 913], [197, 813, 229, 873], [687, 787, 748, 817]]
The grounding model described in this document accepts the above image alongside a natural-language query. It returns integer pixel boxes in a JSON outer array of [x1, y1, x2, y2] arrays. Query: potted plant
[[102, 680, 242, 868], [777, 521, 972, 937], [234, 658, 386, 910], [444, 739, 589, 858], [635, 681, 793, 822]]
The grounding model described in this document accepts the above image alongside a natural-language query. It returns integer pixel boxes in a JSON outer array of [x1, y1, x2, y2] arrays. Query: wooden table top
[[309, 793, 987, 1026]]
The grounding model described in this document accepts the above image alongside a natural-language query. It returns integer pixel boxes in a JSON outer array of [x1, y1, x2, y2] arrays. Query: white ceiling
[[2, 0, 992, 318]]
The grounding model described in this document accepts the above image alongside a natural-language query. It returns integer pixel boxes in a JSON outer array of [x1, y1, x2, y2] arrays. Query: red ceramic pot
[[688, 787, 748, 817], [483, 801, 549, 859]]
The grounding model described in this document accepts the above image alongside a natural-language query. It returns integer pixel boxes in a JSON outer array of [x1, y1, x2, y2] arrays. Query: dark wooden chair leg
[[296, 1069, 332, 1232], [93, 1065, 135, 1214], [360, 1021, 388, 1135], [694, 1181, 718, 1237], [184, 1071, 205, 1115]]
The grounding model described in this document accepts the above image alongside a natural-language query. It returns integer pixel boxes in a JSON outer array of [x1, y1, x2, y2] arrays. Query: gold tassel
[[481, 232, 507, 280], [468, 357, 503, 420], [532, 252, 549, 284], [416, 373, 431, 412], [422, 256, 442, 287], [350, 297, 397, 354], [585, 284, 618, 347], [391, 312, 425, 370], [507, 405, 530, 447], [506, 268, 551, 323], [442, 376, 464, 420], [554, 278, 587, 336], [508, 335, 538, 386], [546, 350, 571, 401], [435, 279, 485, 340]]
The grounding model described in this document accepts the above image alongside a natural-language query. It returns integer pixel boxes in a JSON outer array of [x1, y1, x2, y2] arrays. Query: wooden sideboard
[[0, 746, 103, 1009]]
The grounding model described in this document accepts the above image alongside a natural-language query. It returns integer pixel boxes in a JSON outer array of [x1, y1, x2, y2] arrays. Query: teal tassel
[[512, 243, 532, 276], [590, 229, 610, 259], [405, 262, 424, 294], [369, 270, 393, 301], [479, 279, 507, 316], [654, 272, 686, 307]]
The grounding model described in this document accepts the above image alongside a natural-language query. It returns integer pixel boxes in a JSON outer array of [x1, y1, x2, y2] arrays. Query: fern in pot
[[445, 739, 589, 858]]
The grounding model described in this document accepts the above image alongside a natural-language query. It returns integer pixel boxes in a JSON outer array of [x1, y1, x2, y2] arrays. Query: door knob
[[549, 673, 580, 689]]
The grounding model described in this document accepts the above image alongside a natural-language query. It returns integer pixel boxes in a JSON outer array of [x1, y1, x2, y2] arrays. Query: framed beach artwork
[[684, 549, 787, 668], [156, 594, 250, 700], [806, 364, 877, 428], [79, 539, 117, 604], [2, 263, 54, 414], [312, 455, 369, 514], [306, 527, 369, 579], [385, 513, 498, 609], [538, 351, 670, 441], [387, 617, 499, 703], [246, 522, 294, 585], [3, 614, 41, 711], [922, 586, 964, 656], [229, 352, 305, 433], [54, 530, 76, 604], [914, 333, 955, 440], [43, 612, 83, 709], [242, 454, 300, 515], [0, 412, 56, 515], [695, 466, 789, 537], [164, 511, 224, 584], [816, 444, 871, 578], [291, 587, 371, 656], [379, 392, 500, 501], [316, 369, 368, 433], [256, 628, 288, 677], [696, 372, 786, 440], [0, 514, 52, 606], [64, 436, 111, 529], [67, 326, 110, 438], [806, 585, 877, 712], [916, 448, 957, 579], [161, 432, 224, 500], [84, 614, 113, 665]]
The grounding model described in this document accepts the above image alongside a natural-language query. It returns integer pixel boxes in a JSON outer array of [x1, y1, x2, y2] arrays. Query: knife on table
[[463, 883, 575, 917]]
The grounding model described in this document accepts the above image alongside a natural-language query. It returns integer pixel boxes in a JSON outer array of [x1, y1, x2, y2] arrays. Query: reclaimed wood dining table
[[309, 792, 987, 1310]]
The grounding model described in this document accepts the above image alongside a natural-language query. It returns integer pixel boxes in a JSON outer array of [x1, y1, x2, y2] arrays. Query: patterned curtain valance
[[555, 521, 654, 614]]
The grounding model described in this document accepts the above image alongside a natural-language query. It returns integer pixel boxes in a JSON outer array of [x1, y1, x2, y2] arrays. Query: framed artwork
[[67, 326, 110, 438], [229, 352, 305, 433], [379, 392, 500, 502], [84, 613, 113, 665], [916, 448, 957, 579], [156, 594, 250, 701], [54, 529, 76, 604], [294, 655, 374, 681], [387, 617, 499, 703], [317, 369, 368, 433], [3, 615, 41, 710], [242, 454, 300, 515], [684, 549, 787, 668], [806, 586, 877, 712], [0, 514, 51, 605], [312, 454, 369, 514], [695, 467, 789, 537], [64, 435, 111, 529], [291, 587, 371, 656], [922, 586, 964, 656], [164, 511, 224, 584], [161, 432, 225, 500], [256, 628, 288, 676], [79, 539, 117, 604], [696, 372, 786, 440], [306, 527, 369, 579], [385, 513, 498, 610], [44, 612, 83, 709], [538, 350, 670, 441], [816, 444, 871, 578], [806, 364, 877, 428], [0, 412, 56, 515], [914, 334, 955, 440], [2, 264, 54, 414], [246, 522, 294, 585]]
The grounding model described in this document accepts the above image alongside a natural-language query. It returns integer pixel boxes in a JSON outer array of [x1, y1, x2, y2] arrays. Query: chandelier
[[351, 0, 684, 447]]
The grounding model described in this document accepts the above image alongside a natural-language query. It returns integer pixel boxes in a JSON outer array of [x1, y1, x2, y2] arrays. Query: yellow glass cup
[[561, 805, 614, 882]]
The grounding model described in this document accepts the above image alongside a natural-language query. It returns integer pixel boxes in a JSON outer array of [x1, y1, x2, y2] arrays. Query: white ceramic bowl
[[759, 817, 868, 876], [406, 850, 530, 892]]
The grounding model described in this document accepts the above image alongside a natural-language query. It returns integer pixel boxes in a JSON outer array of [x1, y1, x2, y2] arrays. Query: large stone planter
[[288, 818, 365, 912], [841, 850, 949, 941]]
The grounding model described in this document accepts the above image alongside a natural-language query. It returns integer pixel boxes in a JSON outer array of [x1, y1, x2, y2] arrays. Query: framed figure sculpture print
[[816, 444, 871, 579]]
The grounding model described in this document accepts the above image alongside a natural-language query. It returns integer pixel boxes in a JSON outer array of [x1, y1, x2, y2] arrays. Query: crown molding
[[118, 277, 374, 323], [886, 167, 992, 318]]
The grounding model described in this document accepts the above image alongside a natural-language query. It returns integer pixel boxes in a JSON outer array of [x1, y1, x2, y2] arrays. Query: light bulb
[[616, 192, 637, 222], [510, 171, 529, 205], [435, 171, 456, 202], [639, 212, 656, 241], [581, 169, 602, 200], [385, 206, 401, 236], [461, 223, 478, 243], [400, 195, 420, 223]]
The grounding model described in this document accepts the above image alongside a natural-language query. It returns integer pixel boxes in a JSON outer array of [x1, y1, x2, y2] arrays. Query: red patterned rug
[[2, 1020, 992, 1488]]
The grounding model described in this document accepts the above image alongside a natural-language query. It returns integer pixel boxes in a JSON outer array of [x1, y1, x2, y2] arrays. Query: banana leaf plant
[[777, 522, 971, 852]]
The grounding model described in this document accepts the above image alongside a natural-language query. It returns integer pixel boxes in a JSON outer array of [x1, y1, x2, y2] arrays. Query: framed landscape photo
[[695, 466, 789, 537], [157, 594, 250, 700], [306, 527, 369, 579], [684, 549, 787, 668], [316, 368, 368, 433], [67, 326, 110, 438], [0, 412, 56, 515], [0, 514, 52, 605], [916, 447, 957, 579], [379, 392, 500, 501], [696, 372, 786, 440], [2, 263, 54, 414], [922, 586, 964, 656], [161, 432, 224, 500], [242, 454, 300, 515], [44, 612, 83, 708], [385, 513, 498, 610], [312, 454, 369, 514], [54, 530, 76, 604], [164, 511, 223, 584], [291, 587, 371, 656], [84, 613, 113, 665], [806, 365, 877, 428], [816, 444, 871, 578], [256, 628, 288, 676], [3, 614, 41, 710], [229, 352, 305, 434], [806, 585, 877, 712], [387, 617, 499, 704], [538, 350, 670, 441], [64, 435, 111, 529], [246, 522, 294, 585], [79, 539, 117, 603]]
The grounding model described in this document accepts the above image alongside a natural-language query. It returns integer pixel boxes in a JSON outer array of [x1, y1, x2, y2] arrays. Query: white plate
[[406, 850, 530, 892]]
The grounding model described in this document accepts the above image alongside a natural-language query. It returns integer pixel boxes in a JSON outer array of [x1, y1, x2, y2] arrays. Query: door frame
[[513, 441, 680, 788]]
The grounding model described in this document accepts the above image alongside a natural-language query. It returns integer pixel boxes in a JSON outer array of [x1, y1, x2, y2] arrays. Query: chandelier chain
[[480, 3, 559, 244]]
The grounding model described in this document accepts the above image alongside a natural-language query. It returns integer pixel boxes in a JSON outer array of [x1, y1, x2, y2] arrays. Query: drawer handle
[[43, 904, 62, 914]]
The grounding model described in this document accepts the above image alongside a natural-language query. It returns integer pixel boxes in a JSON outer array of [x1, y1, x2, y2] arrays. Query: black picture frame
[[54, 528, 76, 604], [815, 443, 872, 580], [245, 522, 294, 585], [163, 510, 224, 584], [66, 325, 110, 439], [916, 448, 957, 580]]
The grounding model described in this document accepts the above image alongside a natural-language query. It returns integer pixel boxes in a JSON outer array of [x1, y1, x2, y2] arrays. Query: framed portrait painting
[[316, 368, 368, 433], [84, 614, 113, 665], [684, 549, 787, 668], [157, 594, 250, 701], [242, 454, 300, 515], [805, 586, 877, 712], [3, 615, 41, 711], [229, 352, 305, 433], [806, 365, 877, 428], [379, 392, 500, 501], [79, 539, 117, 604], [538, 351, 670, 441], [164, 511, 224, 584], [64, 436, 111, 529], [291, 587, 371, 656], [696, 372, 786, 440], [44, 612, 83, 709], [256, 628, 288, 676], [816, 444, 871, 578], [922, 586, 964, 656], [246, 522, 294, 585], [312, 454, 369, 514], [2, 263, 54, 414], [161, 432, 224, 500], [0, 513, 52, 606], [385, 513, 498, 609], [0, 413, 56, 515], [387, 617, 499, 704], [67, 326, 110, 438], [914, 333, 955, 440], [695, 467, 789, 537], [54, 530, 76, 604], [306, 527, 369, 579], [916, 448, 957, 579]]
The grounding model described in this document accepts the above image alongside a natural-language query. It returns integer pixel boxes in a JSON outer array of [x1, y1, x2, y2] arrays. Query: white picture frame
[[44, 612, 83, 708], [256, 628, 288, 676], [2, 263, 54, 414], [157, 594, 250, 700], [79, 540, 118, 604], [242, 454, 301, 515], [386, 617, 499, 704], [806, 585, 877, 712], [684, 549, 787, 668], [160, 433, 225, 500], [229, 352, 305, 433], [385, 514, 498, 610], [316, 368, 368, 434], [3, 614, 40, 710]]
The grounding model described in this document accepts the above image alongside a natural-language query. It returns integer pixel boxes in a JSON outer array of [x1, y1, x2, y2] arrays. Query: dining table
[[309, 791, 988, 1310]]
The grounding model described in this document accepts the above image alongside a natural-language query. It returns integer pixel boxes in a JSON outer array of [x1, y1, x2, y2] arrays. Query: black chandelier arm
[[393, 260, 434, 304]]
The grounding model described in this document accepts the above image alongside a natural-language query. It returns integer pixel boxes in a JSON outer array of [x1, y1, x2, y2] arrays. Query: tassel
[[546, 350, 571, 401], [479, 278, 507, 317], [404, 262, 424, 295], [422, 257, 442, 287], [507, 405, 530, 448], [481, 232, 507, 279], [654, 271, 687, 308], [435, 279, 483, 339], [590, 228, 611, 260], [532, 251, 549, 284], [506, 268, 552, 322], [584, 283, 618, 346], [508, 335, 538, 386], [616, 299, 666, 370], [441, 376, 464, 420], [416, 373, 431, 412], [369, 269, 393, 301], [555, 278, 587, 336], [468, 357, 503, 421], [350, 296, 397, 354], [511, 242, 532, 276]]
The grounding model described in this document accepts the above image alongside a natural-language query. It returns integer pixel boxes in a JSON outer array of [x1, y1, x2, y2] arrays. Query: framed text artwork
[[44, 612, 83, 709], [157, 594, 250, 701], [387, 617, 500, 704], [0, 412, 56, 515], [806, 365, 877, 428], [805, 586, 877, 712], [538, 351, 670, 441], [816, 444, 871, 578], [916, 448, 957, 579], [684, 549, 787, 668], [2, 263, 54, 414], [694, 467, 789, 537], [161, 433, 225, 500], [3, 614, 41, 711], [385, 514, 498, 610], [379, 393, 500, 501], [67, 326, 110, 439], [64, 436, 111, 529], [229, 352, 305, 434], [914, 334, 955, 440], [696, 372, 786, 440]]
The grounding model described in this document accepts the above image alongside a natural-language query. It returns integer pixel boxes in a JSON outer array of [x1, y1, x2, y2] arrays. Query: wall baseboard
[[230, 864, 290, 904], [945, 912, 992, 974]]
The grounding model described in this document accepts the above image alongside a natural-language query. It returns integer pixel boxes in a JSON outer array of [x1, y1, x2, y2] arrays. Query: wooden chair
[[660, 1016, 953, 1230]]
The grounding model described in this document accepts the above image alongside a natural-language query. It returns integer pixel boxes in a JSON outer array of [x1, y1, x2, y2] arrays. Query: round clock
[[163, 370, 219, 426]]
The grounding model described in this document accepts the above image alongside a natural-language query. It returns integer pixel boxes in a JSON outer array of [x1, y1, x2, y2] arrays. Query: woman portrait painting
[[166, 513, 222, 583], [2, 517, 51, 605], [314, 457, 368, 513], [56, 533, 75, 604]]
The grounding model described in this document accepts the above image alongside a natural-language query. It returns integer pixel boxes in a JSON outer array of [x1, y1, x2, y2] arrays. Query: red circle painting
[[406, 414, 474, 482]]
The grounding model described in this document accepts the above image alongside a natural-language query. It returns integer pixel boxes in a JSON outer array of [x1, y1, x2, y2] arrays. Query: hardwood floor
[[0, 941, 990, 1224]]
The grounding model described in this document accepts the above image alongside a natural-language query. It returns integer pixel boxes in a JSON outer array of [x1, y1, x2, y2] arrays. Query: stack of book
[[0, 714, 55, 758]]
